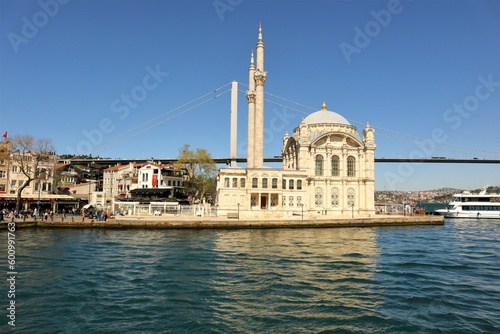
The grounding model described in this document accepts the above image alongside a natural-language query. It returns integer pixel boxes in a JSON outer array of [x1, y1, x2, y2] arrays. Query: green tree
[[174, 144, 217, 203], [7, 135, 56, 211]]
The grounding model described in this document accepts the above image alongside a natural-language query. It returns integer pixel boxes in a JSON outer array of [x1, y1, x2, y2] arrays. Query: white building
[[137, 163, 183, 189], [217, 25, 376, 218], [103, 162, 144, 201]]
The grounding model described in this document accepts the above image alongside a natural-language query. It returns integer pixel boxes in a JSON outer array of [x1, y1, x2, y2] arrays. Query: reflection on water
[[209, 228, 380, 332]]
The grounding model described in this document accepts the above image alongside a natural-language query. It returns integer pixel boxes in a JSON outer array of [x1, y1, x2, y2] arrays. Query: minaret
[[253, 23, 267, 167], [229, 81, 238, 167], [246, 50, 256, 168]]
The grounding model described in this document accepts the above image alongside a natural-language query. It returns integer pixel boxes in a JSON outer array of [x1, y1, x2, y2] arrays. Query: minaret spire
[[253, 23, 267, 167], [246, 49, 256, 168], [248, 50, 255, 91], [250, 49, 255, 69], [256, 23, 264, 71]]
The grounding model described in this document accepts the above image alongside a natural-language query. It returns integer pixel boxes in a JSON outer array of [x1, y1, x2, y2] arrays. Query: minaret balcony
[[246, 91, 256, 103], [254, 70, 267, 86]]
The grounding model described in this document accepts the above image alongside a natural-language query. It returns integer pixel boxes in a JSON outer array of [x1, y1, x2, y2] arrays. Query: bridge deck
[[61, 157, 500, 165]]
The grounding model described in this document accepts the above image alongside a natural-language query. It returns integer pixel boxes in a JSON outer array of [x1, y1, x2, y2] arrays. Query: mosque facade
[[216, 25, 376, 218]]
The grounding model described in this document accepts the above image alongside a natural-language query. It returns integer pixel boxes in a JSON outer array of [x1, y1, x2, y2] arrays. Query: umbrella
[[82, 203, 99, 209]]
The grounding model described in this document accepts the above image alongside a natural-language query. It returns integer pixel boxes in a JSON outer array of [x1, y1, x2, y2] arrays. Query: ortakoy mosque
[[217, 25, 376, 218]]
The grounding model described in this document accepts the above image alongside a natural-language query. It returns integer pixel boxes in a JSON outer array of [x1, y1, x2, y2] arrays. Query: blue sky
[[1, 0, 499, 191]]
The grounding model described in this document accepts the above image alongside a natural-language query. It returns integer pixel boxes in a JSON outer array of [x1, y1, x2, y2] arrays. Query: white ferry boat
[[435, 187, 500, 219]]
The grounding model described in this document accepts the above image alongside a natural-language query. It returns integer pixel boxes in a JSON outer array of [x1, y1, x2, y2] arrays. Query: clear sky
[[1, 0, 499, 191]]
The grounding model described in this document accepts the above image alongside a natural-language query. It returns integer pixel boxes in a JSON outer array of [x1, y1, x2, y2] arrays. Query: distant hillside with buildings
[[375, 186, 500, 204]]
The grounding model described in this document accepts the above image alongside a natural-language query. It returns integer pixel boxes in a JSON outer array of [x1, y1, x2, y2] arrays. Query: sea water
[[2, 219, 499, 333]]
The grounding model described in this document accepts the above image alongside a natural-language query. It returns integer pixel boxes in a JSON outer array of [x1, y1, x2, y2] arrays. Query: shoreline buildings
[[0, 141, 79, 212], [217, 25, 376, 218]]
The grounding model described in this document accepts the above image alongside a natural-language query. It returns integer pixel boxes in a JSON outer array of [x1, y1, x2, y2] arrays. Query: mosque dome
[[303, 101, 351, 126]]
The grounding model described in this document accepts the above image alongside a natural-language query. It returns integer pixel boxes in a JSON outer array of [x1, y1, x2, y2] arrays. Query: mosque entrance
[[260, 195, 267, 210]]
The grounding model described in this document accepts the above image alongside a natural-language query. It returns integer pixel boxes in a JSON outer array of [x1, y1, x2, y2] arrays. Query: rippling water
[[2, 219, 500, 333]]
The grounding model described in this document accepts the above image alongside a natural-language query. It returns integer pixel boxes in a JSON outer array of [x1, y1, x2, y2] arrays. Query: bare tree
[[7, 135, 56, 212]]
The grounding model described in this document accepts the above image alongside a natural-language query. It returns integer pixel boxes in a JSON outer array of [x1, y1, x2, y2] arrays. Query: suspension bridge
[[61, 157, 500, 167], [67, 81, 500, 165]]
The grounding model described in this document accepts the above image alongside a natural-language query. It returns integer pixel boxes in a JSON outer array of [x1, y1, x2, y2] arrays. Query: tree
[[173, 144, 217, 203], [7, 135, 56, 211]]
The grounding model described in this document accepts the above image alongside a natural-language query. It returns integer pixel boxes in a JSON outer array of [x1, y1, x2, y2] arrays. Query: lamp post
[[237, 203, 240, 220], [351, 203, 354, 219], [37, 182, 41, 220], [88, 161, 95, 206]]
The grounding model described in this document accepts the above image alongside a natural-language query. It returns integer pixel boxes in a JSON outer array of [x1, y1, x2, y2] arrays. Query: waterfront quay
[[2, 214, 444, 229]]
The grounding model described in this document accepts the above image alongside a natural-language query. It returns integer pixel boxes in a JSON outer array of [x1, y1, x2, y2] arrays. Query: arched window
[[252, 177, 258, 188], [272, 178, 278, 189], [347, 156, 356, 177], [347, 188, 355, 207], [232, 178, 238, 188], [240, 178, 246, 188], [315, 187, 323, 208], [282, 179, 286, 189], [224, 177, 230, 188], [331, 187, 340, 207], [289, 179, 294, 190], [331, 155, 340, 176], [297, 180, 302, 190], [262, 178, 268, 188], [315, 155, 324, 176]]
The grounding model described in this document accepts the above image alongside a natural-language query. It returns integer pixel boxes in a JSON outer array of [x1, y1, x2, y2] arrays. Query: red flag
[[1, 131, 7, 139]]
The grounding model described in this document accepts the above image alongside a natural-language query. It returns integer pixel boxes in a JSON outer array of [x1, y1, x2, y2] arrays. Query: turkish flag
[[2, 131, 7, 139]]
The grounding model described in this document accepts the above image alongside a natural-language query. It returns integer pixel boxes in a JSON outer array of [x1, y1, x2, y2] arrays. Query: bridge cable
[[237, 83, 499, 158], [76, 82, 233, 157], [92, 89, 232, 155]]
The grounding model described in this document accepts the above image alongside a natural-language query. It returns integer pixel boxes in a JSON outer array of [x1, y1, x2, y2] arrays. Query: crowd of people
[[0, 207, 92, 222]]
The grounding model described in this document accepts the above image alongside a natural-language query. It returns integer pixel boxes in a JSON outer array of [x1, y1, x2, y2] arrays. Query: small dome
[[303, 102, 350, 126]]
